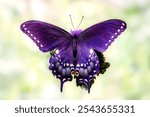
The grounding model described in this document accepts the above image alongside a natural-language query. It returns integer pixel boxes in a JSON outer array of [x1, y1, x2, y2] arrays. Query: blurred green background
[[0, 0, 150, 99]]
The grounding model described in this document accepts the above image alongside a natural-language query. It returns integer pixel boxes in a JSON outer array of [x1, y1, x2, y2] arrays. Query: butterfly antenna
[[76, 16, 84, 30], [69, 14, 75, 30]]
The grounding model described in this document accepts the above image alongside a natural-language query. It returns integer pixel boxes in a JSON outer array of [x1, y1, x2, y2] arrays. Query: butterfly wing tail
[[76, 75, 96, 93], [49, 42, 74, 92]]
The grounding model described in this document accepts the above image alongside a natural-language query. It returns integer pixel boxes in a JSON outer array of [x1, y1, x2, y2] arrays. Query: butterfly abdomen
[[72, 39, 78, 67]]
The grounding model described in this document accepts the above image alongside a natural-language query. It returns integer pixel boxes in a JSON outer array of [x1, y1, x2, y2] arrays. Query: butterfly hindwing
[[49, 41, 74, 92], [20, 20, 71, 52], [79, 19, 127, 52], [75, 44, 100, 93]]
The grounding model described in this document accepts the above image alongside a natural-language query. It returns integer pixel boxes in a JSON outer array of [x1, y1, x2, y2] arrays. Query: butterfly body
[[20, 19, 127, 93]]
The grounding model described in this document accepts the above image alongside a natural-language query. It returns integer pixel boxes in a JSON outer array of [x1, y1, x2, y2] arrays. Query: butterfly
[[20, 18, 127, 93]]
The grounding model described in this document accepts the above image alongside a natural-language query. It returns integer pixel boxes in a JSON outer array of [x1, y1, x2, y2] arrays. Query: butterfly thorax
[[70, 30, 82, 37]]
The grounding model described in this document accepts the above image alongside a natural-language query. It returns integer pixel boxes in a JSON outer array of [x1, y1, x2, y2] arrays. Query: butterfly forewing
[[20, 20, 71, 52], [79, 19, 127, 52]]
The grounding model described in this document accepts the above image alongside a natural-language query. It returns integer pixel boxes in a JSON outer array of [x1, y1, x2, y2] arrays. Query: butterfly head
[[70, 30, 82, 37], [69, 15, 84, 37]]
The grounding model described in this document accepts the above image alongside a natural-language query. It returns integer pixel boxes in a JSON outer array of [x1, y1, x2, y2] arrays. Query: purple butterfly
[[20, 18, 127, 93]]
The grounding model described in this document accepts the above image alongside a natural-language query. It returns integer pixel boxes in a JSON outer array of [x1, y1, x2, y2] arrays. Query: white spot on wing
[[84, 79, 88, 82], [66, 63, 69, 66], [90, 49, 93, 54], [56, 49, 59, 54], [40, 44, 43, 47], [118, 29, 120, 32], [122, 23, 125, 26], [33, 37, 36, 40], [63, 78, 66, 82], [22, 24, 25, 27], [37, 40, 40, 43]]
